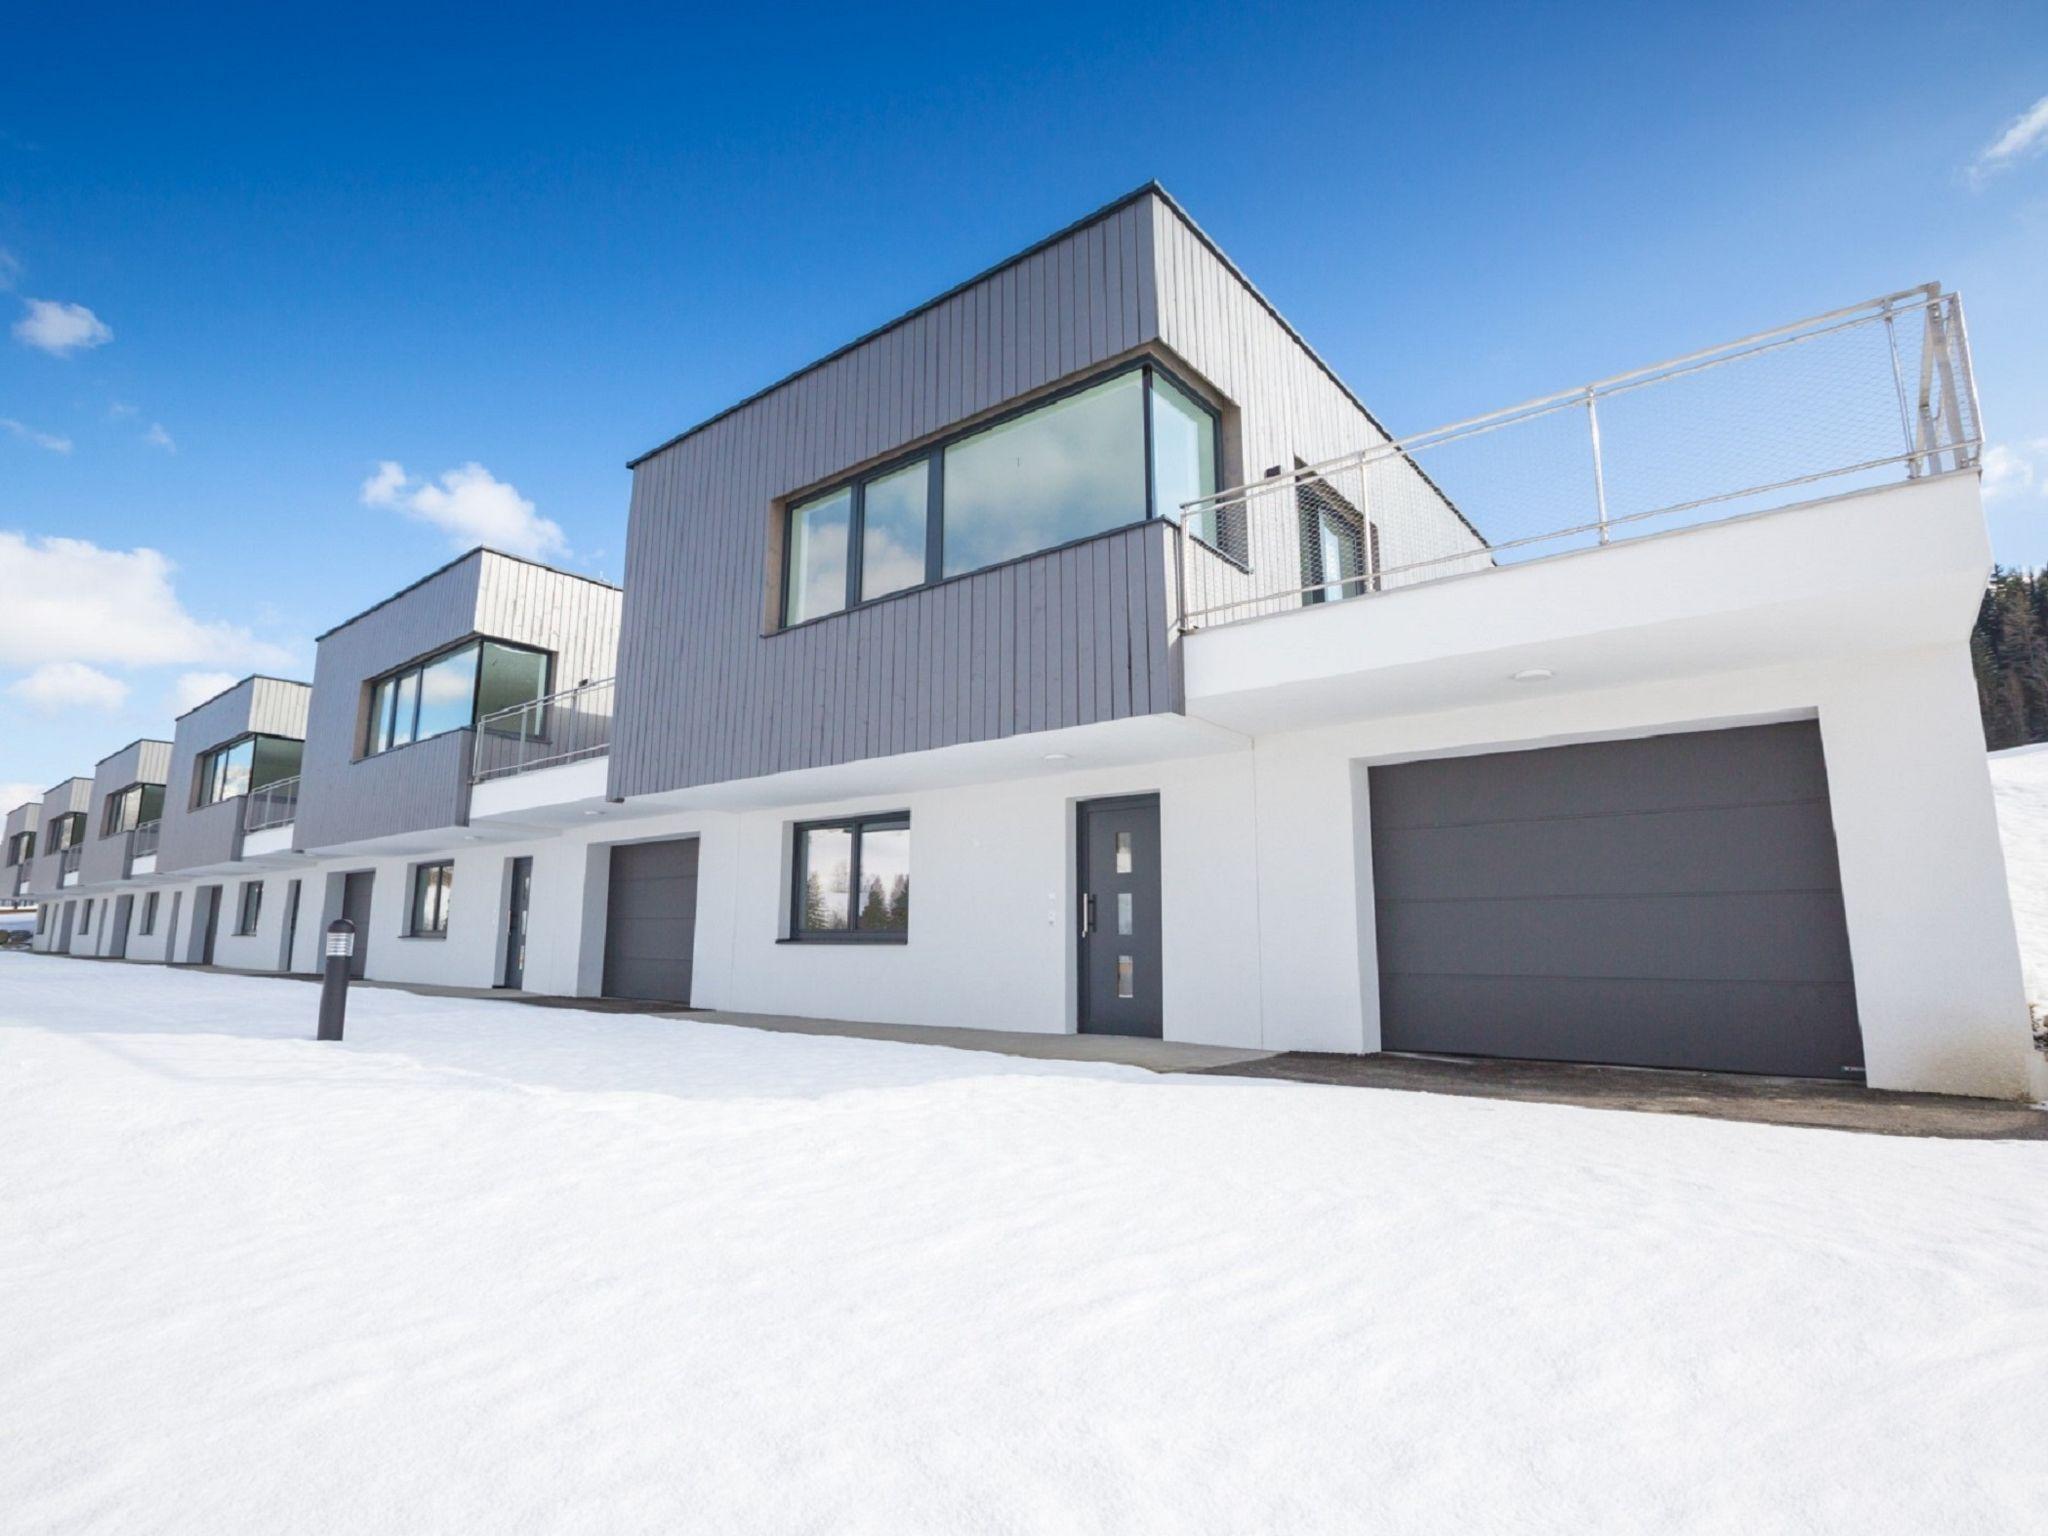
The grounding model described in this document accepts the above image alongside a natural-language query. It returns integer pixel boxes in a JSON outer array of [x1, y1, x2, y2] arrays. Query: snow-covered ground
[[1991, 744, 2048, 1011], [3, 963, 2046, 1533]]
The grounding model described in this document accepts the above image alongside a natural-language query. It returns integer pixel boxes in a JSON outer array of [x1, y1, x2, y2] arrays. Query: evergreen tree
[[886, 873, 909, 931], [858, 876, 891, 930], [1971, 567, 2048, 750]]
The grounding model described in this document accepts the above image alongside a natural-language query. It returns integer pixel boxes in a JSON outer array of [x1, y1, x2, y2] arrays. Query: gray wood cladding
[[4, 799, 38, 844], [296, 550, 620, 850], [612, 187, 1457, 797], [80, 739, 173, 885], [160, 676, 312, 874], [26, 776, 91, 896]]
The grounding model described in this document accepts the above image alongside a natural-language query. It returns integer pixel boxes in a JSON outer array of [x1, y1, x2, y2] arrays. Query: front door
[[502, 856, 532, 989], [56, 901, 75, 953], [196, 886, 221, 966], [340, 872, 374, 979], [109, 895, 132, 960], [1077, 795, 1163, 1037]]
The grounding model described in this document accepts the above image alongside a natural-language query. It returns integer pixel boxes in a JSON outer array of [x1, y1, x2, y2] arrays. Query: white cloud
[[143, 422, 175, 452], [173, 670, 240, 712], [360, 460, 568, 560], [0, 534, 293, 670], [0, 417, 72, 454], [13, 298, 113, 355], [7, 661, 129, 713], [1983, 440, 2048, 501], [1968, 94, 2048, 185]]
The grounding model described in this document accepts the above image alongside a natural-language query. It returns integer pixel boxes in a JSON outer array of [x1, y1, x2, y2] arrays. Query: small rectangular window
[[140, 892, 158, 935], [1115, 831, 1133, 875], [792, 813, 910, 940], [81, 899, 93, 934], [410, 861, 453, 937], [237, 881, 263, 936], [1116, 956, 1135, 998]]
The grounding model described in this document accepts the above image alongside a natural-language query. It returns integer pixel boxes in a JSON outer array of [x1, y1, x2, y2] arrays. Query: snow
[[1991, 743, 2048, 1011], [3, 963, 2046, 1532]]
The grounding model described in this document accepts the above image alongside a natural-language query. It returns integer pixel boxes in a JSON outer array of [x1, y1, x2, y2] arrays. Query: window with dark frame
[[48, 812, 86, 851], [362, 639, 550, 758], [790, 813, 910, 940], [779, 360, 1221, 630], [236, 880, 263, 936], [5, 830, 31, 867], [140, 891, 158, 935], [409, 861, 453, 937], [1296, 475, 1379, 605], [196, 735, 302, 808], [102, 781, 166, 836]]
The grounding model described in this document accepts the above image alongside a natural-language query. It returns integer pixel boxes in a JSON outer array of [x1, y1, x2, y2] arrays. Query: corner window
[[48, 812, 86, 851], [409, 861, 453, 937], [778, 361, 1220, 628], [236, 881, 263, 936], [5, 831, 31, 867], [197, 735, 302, 807], [102, 782, 166, 836], [791, 813, 909, 940], [140, 892, 158, 935], [364, 639, 550, 757]]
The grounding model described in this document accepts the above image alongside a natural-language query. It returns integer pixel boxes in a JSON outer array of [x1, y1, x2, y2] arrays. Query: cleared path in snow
[[3, 961, 2046, 1534]]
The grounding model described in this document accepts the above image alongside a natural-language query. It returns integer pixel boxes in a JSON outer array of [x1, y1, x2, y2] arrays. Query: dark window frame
[[140, 891, 158, 936], [775, 357, 1223, 633], [360, 637, 553, 760], [5, 830, 32, 867], [195, 733, 302, 808], [80, 898, 93, 934], [236, 880, 264, 936], [48, 811, 86, 852], [787, 812, 911, 943], [102, 780, 166, 837], [407, 860, 454, 938]]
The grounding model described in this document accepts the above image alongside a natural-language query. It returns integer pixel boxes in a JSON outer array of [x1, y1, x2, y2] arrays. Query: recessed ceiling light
[[1511, 668, 1554, 683]]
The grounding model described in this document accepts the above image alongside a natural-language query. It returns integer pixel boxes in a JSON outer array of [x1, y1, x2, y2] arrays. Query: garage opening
[[602, 838, 699, 1004], [1368, 720, 1863, 1079]]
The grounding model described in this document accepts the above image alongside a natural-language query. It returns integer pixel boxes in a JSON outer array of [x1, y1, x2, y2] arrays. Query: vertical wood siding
[[80, 739, 173, 885], [27, 777, 92, 896], [610, 197, 1167, 799], [296, 551, 620, 850], [160, 677, 314, 874]]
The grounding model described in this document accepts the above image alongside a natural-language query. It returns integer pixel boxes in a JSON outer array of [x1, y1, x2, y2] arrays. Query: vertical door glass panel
[[415, 643, 481, 740], [801, 827, 854, 931], [1117, 892, 1133, 936], [477, 643, 550, 728], [860, 462, 929, 602], [389, 671, 421, 748], [1115, 831, 1133, 875], [786, 487, 852, 624], [1116, 956, 1135, 998], [1150, 373, 1218, 524], [856, 823, 911, 932], [941, 372, 1146, 577]]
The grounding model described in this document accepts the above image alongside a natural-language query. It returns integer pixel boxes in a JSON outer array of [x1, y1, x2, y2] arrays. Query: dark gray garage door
[[1369, 721, 1862, 1079], [602, 838, 699, 1004]]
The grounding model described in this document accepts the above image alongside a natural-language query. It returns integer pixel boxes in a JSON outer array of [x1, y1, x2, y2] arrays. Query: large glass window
[[102, 782, 166, 836], [198, 735, 301, 806], [49, 812, 86, 851], [362, 639, 549, 757], [777, 362, 1219, 627], [409, 861, 453, 937], [792, 813, 909, 940], [236, 881, 264, 936], [942, 371, 1146, 577], [6, 831, 34, 867]]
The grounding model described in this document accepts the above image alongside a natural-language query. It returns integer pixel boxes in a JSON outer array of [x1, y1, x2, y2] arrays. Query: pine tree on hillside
[[1972, 567, 2048, 750]]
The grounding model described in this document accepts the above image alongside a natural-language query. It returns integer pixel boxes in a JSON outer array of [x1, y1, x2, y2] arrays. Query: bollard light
[[318, 918, 355, 1041]]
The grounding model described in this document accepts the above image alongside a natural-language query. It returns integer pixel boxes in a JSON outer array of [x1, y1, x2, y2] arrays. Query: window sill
[[776, 933, 908, 945]]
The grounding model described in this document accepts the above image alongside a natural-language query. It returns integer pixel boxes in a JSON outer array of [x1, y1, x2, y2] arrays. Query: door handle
[[1079, 893, 1095, 938]]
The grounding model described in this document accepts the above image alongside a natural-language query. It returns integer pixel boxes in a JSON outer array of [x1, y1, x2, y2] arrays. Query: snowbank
[[3, 963, 2046, 1533]]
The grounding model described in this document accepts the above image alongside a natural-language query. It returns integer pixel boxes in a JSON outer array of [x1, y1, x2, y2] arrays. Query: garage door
[[1369, 721, 1862, 1078], [602, 838, 699, 1003]]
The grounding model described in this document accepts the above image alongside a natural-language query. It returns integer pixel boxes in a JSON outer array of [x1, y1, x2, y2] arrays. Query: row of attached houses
[[8, 184, 2043, 1100]]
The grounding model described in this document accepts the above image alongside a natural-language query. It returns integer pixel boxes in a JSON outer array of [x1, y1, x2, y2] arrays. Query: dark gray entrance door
[[56, 901, 75, 954], [502, 856, 533, 990], [602, 839, 698, 1003], [166, 891, 183, 962], [109, 895, 133, 960], [340, 872, 373, 979], [1078, 795, 1163, 1037], [1369, 720, 1863, 1079], [279, 880, 302, 972], [196, 886, 222, 966]]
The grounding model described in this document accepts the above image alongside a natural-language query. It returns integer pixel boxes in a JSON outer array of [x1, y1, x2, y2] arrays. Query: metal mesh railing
[[1176, 285, 1982, 628], [243, 778, 299, 833], [131, 820, 160, 858], [472, 677, 614, 784]]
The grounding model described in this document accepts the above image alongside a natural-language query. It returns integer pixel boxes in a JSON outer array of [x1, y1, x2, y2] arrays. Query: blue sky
[[3, 0, 2046, 801]]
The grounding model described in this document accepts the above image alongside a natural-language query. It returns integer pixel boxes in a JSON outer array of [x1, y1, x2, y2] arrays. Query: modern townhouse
[[14, 185, 2039, 1101], [67, 737, 173, 960], [4, 796, 39, 905], [25, 775, 93, 952]]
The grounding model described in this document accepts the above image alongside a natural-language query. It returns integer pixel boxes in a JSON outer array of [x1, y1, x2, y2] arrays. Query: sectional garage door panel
[[1369, 721, 1863, 1079], [602, 838, 699, 1004]]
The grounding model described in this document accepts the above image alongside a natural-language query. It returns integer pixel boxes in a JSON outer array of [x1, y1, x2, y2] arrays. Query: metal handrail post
[[1586, 389, 1611, 544]]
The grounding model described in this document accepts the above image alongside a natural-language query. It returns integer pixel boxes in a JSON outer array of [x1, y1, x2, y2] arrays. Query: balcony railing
[[60, 845, 81, 876], [131, 819, 160, 859], [472, 677, 614, 784], [1175, 284, 1983, 629], [244, 776, 300, 833]]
